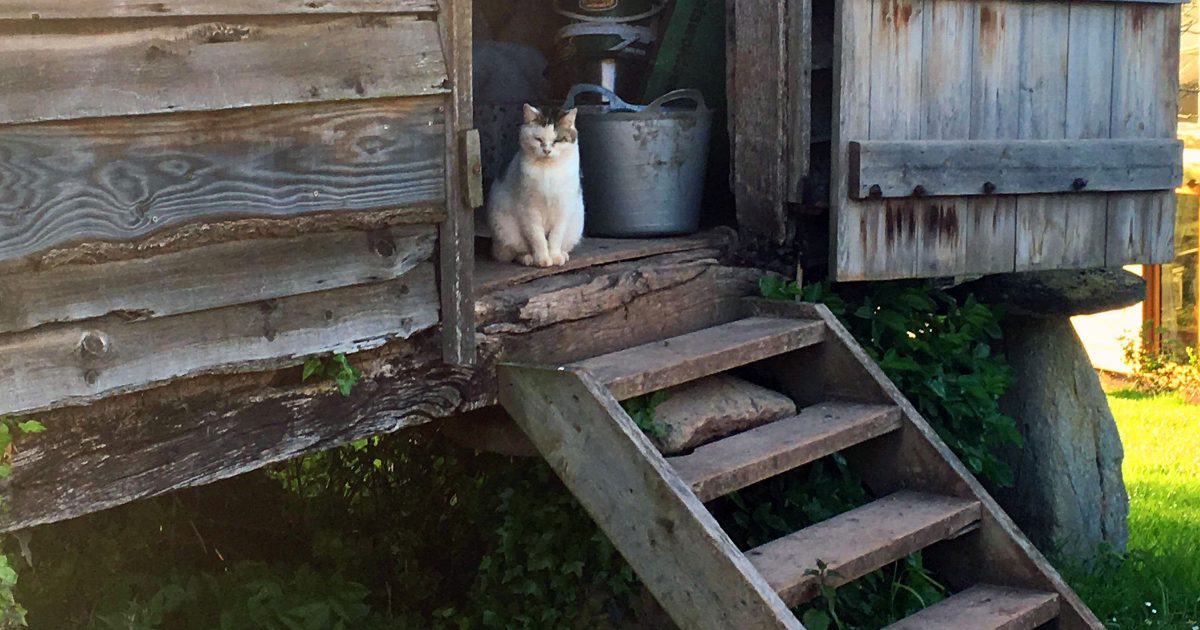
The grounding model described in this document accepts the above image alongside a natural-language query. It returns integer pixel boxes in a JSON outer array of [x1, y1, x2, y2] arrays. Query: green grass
[[1062, 390, 1200, 629]]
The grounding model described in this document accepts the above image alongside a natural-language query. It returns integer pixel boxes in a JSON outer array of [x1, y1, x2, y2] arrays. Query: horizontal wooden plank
[[0, 226, 436, 334], [0, 97, 445, 263], [0, 263, 438, 417], [747, 491, 981, 606], [570, 317, 827, 400], [0, 1, 438, 20], [884, 585, 1059, 630], [0, 14, 447, 125], [848, 139, 1182, 198], [670, 402, 902, 502]]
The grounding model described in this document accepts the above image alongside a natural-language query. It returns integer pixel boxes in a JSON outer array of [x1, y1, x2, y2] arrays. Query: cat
[[487, 104, 585, 267]]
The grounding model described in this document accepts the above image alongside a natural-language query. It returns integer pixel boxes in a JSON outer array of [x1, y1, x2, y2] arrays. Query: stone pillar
[[957, 268, 1144, 561]]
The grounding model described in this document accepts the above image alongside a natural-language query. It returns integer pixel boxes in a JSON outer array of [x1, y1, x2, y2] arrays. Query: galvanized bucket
[[564, 84, 712, 237]]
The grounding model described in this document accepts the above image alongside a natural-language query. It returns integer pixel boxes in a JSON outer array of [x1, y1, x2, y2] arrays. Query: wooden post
[[439, 0, 477, 365]]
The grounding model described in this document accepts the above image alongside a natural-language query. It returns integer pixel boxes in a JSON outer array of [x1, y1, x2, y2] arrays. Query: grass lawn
[[1062, 390, 1200, 629]]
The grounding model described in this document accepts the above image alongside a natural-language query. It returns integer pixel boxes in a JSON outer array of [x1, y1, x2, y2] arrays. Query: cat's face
[[519, 104, 578, 163]]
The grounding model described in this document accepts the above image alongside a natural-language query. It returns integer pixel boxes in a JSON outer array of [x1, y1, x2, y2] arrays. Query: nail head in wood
[[982, 181, 996, 194], [868, 184, 883, 198], [1072, 177, 1087, 191], [80, 331, 110, 358], [912, 185, 927, 197]]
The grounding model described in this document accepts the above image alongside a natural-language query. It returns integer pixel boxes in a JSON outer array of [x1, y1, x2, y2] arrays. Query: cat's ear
[[522, 103, 542, 124], [559, 108, 578, 127]]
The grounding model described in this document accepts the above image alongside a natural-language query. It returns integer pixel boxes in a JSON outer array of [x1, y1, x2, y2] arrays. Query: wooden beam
[[0, 15, 447, 125], [438, 0, 476, 365], [1, 250, 753, 533], [0, 226, 436, 335], [0, 1, 438, 20], [0, 97, 446, 264], [0, 264, 439, 417], [848, 139, 1183, 199]]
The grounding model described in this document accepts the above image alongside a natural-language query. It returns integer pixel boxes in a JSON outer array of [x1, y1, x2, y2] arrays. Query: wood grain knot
[[79, 331, 111, 359]]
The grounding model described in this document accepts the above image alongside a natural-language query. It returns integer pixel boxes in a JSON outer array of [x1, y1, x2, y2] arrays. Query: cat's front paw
[[520, 253, 554, 267], [549, 251, 569, 266]]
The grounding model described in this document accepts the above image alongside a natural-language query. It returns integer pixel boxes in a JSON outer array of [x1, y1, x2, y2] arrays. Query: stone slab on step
[[652, 374, 796, 455]]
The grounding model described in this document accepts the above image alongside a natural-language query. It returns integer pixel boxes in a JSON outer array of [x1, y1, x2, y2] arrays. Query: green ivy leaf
[[16, 420, 45, 434], [801, 609, 832, 630], [302, 357, 323, 382]]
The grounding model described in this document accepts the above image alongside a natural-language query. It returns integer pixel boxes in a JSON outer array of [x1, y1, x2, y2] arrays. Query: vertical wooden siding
[[832, 0, 1180, 280]]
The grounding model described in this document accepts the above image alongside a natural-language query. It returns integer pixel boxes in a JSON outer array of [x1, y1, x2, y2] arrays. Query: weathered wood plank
[[0, 97, 445, 263], [2, 250, 752, 533], [849, 139, 1183, 198], [499, 365, 802, 629], [884, 585, 1059, 630], [570, 317, 827, 400], [732, 0, 789, 242], [912, 0, 973, 276], [788, 0, 814, 203], [962, 0, 1021, 275], [0, 264, 438, 417], [1014, 1, 1104, 271], [0, 1, 438, 20], [670, 402, 902, 502], [438, 0, 475, 365], [1107, 3, 1179, 264], [829, 0, 874, 279], [747, 491, 981, 606], [0, 226, 436, 334], [0, 15, 448, 125]]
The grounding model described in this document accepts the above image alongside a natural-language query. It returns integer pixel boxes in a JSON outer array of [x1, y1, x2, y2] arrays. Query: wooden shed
[[0, 0, 1183, 627]]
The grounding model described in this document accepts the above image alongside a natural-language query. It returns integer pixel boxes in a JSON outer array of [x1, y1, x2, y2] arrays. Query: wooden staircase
[[497, 299, 1103, 630]]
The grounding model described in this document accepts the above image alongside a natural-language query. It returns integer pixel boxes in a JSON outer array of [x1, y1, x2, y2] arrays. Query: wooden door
[[830, 0, 1183, 281]]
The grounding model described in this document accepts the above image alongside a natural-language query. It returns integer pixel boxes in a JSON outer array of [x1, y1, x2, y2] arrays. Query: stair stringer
[[748, 298, 1105, 630], [498, 364, 803, 630]]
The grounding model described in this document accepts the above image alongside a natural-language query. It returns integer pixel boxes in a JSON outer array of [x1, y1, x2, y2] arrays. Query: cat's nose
[[542, 148, 552, 156]]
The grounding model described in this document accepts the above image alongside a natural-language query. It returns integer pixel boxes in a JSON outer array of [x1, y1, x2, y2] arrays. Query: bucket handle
[[563, 83, 644, 112], [644, 89, 707, 113]]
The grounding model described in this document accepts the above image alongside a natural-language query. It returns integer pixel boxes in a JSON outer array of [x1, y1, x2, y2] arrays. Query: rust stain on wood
[[880, 0, 915, 31], [884, 203, 917, 244], [923, 204, 961, 242], [1130, 5, 1147, 32]]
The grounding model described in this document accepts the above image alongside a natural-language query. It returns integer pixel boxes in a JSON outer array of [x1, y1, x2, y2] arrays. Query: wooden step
[[883, 584, 1060, 630], [670, 402, 902, 501], [570, 317, 826, 400], [746, 491, 981, 607]]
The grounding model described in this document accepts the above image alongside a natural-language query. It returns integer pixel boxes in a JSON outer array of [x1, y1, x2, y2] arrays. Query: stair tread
[[670, 402, 902, 502], [747, 490, 982, 607], [883, 584, 1060, 630], [570, 317, 825, 400]]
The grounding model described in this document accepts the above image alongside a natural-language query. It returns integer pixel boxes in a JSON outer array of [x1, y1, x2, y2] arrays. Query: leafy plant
[[1121, 322, 1200, 400], [760, 276, 1022, 486], [0, 416, 44, 629], [302, 353, 363, 397], [621, 391, 671, 441]]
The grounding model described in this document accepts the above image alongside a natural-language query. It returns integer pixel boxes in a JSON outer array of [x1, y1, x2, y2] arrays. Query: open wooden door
[[830, 0, 1183, 281]]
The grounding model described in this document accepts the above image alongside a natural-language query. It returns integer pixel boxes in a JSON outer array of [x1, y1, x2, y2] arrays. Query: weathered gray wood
[[961, 0, 1022, 275], [731, 0, 789, 243], [747, 491, 981, 606], [498, 365, 802, 630], [439, 0, 475, 365], [758, 300, 1104, 629], [1014, 1, 1105, 272], [0, 15, 448, 125], [0, 226, 436, 334], [0, 1, 438, 19], [884, 585, 1059, 630], [0, 97, 445, 264], [669, 402, 902, 502], [570, 317, 826, 400], [828, 0, 873, 279], [788, 0, 813, 203], [1107, 3, 1179, 265], [0, 264, 438, 417], [2, 249, 750, 533], [4, 330, 498, 533], [848, 139, 1183, 198]]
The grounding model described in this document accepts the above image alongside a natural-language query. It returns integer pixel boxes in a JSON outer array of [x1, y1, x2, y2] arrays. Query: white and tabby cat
[[487, 104, 584, 267]]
